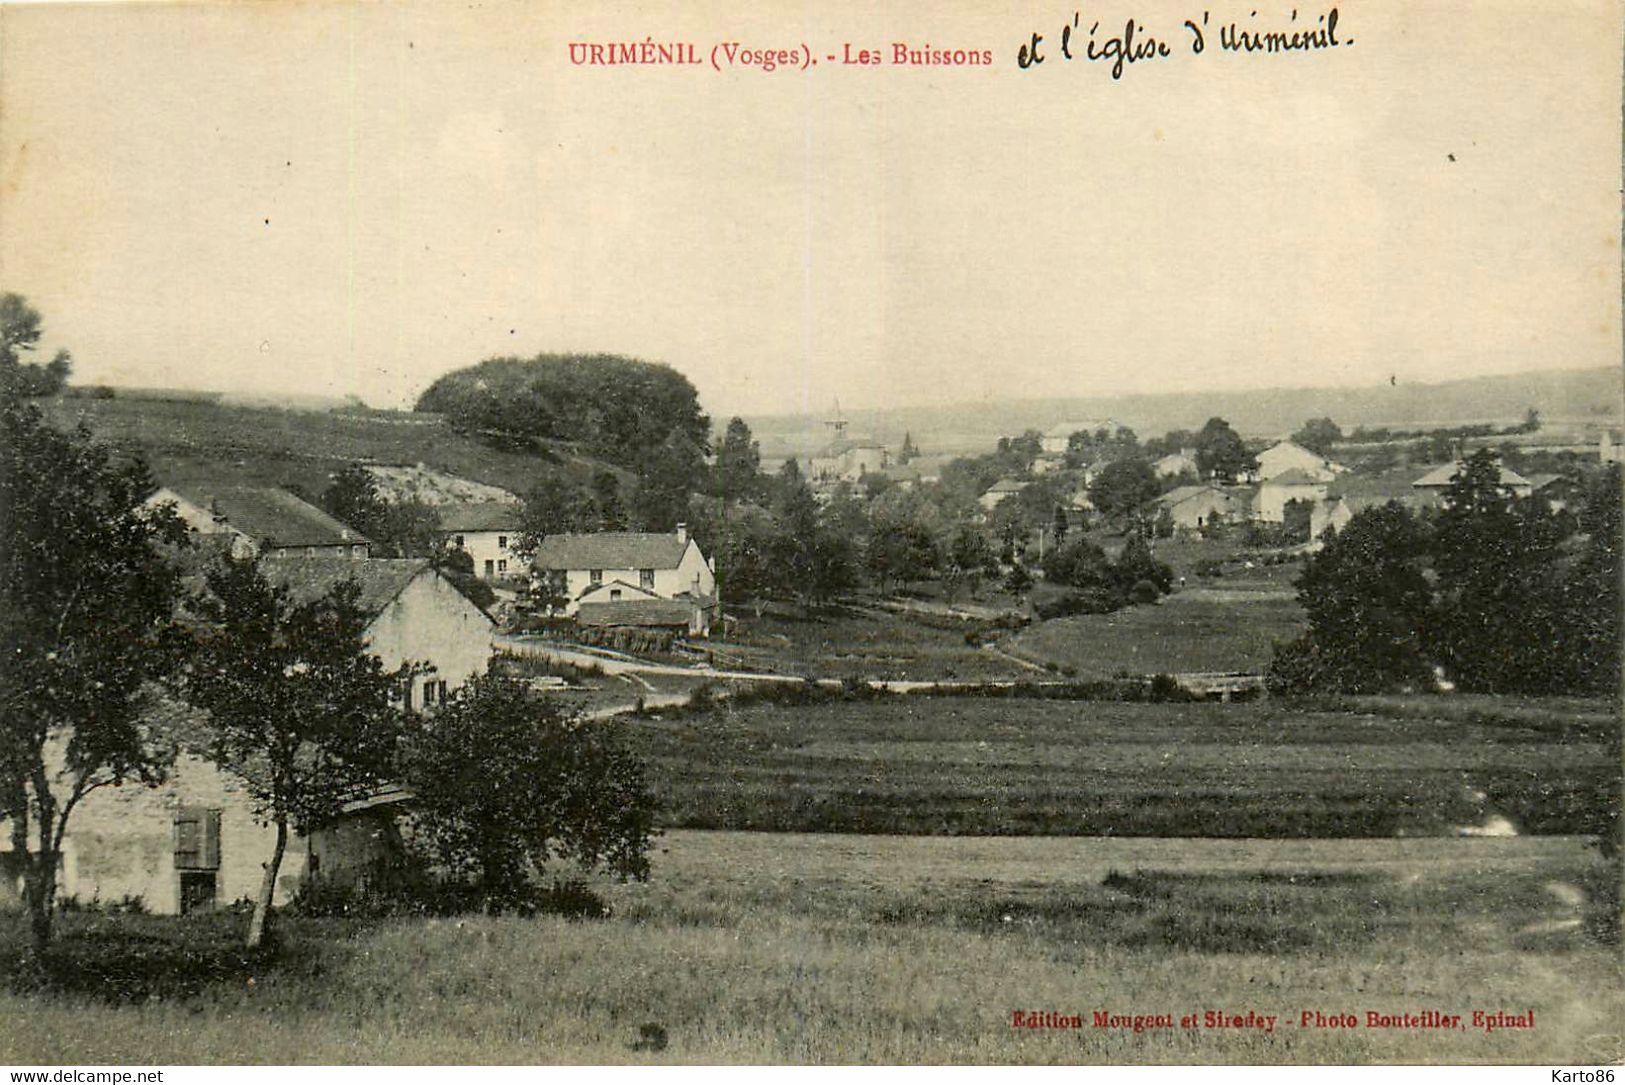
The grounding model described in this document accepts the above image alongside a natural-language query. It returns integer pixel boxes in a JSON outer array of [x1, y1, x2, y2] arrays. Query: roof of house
[[1154, 451, 1197, 466], [165, 484, 368, 548], [261, 557, 430, 618], [1263, 468, 1326, 487], [985, 477, 1028, 494], [1523, 473, 1565, 492], [437, 501, 523, 532], [532, 531, 690, 570], [1158, 484, 1240, 507], [576, 598, 697, 628], [1412, 462, 1533, 489], [1260, 439, 1316, 459]]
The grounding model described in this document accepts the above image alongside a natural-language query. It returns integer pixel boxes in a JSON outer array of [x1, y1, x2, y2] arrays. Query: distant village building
[[1041, 419, 1120, 456], [1255, 468, 1330, 524], [979, 477, 1028, 513], [145, 483, 369, 559], [3, 558, 495, 915], [1411, 461, 1534, 508], [879, 455, 948, 490], [439, 501, 524, 581], [808, 439, 890, 483], [1254, 440, 1347, 483], [1152, 449, 1200, 480], [531, 524, 716, 634], [1157, 484, 1250, 533]]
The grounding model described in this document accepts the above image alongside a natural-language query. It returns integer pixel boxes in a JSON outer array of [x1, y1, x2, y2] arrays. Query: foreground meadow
[[627, 695, 1619, 837], [1, 832, 1617, 1064]]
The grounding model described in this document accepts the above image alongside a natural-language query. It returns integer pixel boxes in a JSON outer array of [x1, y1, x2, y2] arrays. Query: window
[[351, 545, 365, 558], [640, 568, 655, 591], [497, 559, 508, 574], [589, 569, 603, 585], [423, 678, 438, 707], [307, 547, 318, 557], [438, 680, 449, 703], [498, 535, 508, 550], [454, 534, 465, 548], [484, 560, 495, 578], [609, 589, 622, 601]]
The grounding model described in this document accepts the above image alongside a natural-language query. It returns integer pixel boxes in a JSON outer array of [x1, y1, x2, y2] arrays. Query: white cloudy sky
[[0, 0, 1618, 417]]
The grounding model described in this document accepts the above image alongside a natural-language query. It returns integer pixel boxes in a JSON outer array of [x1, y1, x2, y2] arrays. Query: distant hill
[[39, 394, 623, 502], [743, 367, 1624, 459]]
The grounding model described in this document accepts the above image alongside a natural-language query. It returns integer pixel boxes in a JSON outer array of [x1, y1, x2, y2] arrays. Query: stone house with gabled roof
[[3, 557, 495, 916], [145, 483, 370, 560]]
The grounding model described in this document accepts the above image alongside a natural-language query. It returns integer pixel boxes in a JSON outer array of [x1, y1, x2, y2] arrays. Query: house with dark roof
[[438, 500, 524, 581], [1411, 461, 1534, 508], [146, 483, 369, 560], [531, 524, 716, 626], [979, 477, 1028, 513], [19, 556, 495, 917]]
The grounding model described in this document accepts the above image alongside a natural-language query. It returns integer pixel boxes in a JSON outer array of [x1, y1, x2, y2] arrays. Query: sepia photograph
[[0, 0, 1620, 1068]]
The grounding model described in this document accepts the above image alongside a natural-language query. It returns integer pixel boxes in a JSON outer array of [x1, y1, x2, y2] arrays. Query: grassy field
[[626, 695, 1620, 837], [1007, 584, 1306, 677], [1, 831, 1617, 1064], [40, 395, 616, 498], [711, 604, 1033, 682]]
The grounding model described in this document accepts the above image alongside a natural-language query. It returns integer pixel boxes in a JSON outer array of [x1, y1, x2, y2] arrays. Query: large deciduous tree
[[1267, 503, 1436, 694], [1291, 417, 1343, 456], [0, 294, 72, 398], [1195, 417, 1257, 483], [1, 399, 187, 954], [184, 557, 410, 947], [713, 417, 762, 501], [1088, 458, 1160, 524], [400, 675, 652, 907]]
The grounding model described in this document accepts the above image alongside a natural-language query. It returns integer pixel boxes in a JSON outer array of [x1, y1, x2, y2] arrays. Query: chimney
[[675, 522, 688, 544]]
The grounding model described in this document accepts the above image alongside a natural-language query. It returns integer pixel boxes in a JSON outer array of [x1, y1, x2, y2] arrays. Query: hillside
[[38, 394, 624, 500], [745, 366, 1624, 459]]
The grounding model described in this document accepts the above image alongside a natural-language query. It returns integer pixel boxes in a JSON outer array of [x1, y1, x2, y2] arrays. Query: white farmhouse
[[439, 501, 524, 581], [531, 524, 716, 617], [1255, 440, 1347, 483]]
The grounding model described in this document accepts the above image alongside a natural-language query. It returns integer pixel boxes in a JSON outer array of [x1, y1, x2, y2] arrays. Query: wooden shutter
[[175, 808, 222, 870], [201, 809, 221, 870]]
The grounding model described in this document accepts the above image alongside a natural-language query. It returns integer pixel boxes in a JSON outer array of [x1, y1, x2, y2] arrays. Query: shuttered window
[[174, 807, 221, 870]]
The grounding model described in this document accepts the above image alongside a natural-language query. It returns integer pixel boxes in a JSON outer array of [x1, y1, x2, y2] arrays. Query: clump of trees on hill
[[1268, 450, 1622, 696], [415, 354, 710, 472]]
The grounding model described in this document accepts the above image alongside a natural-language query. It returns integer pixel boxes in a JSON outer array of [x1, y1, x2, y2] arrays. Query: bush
[[1129, 579, 1160, 605]]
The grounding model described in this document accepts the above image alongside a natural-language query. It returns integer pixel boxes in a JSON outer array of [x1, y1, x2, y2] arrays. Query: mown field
[[1, 831, 1617, 1064], [626, 694, 1620, 837], [1007, 584, 1307, 677], [711, 604, 1034, 682], [39, 396, 613, 497]]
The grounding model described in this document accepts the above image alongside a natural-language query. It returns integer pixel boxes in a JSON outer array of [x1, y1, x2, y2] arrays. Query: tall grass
[[1, 833, 1617, 1064]]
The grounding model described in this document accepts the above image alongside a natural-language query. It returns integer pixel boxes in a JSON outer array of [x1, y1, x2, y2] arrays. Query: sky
[[0, 0, 1619, 419]]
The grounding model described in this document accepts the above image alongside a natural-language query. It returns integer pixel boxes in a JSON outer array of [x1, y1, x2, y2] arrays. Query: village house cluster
[[1, 463, 720, 914]]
